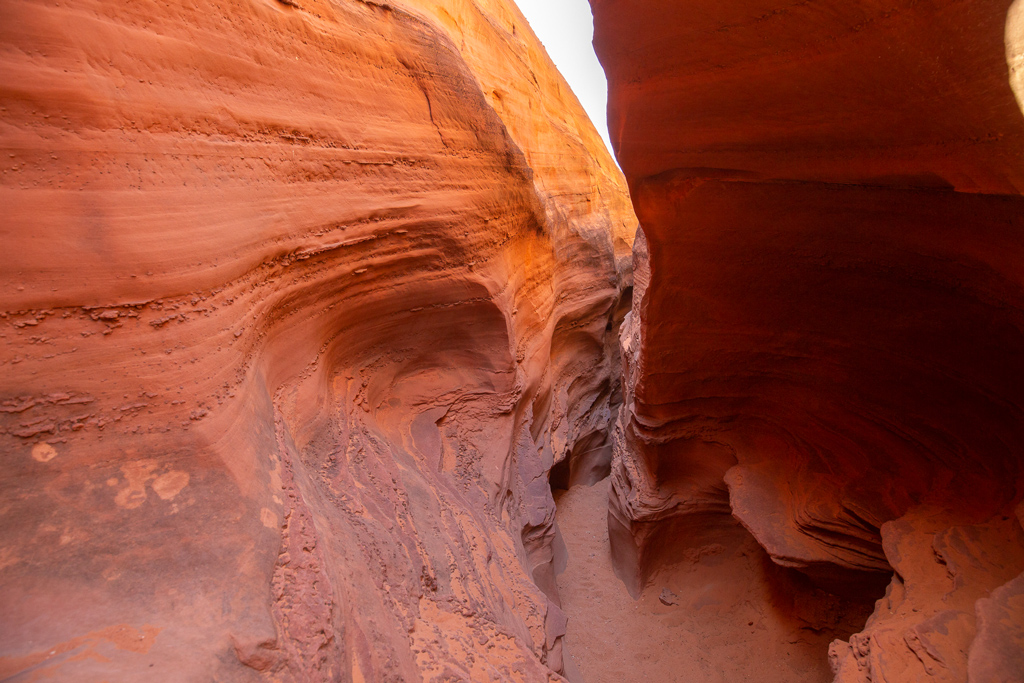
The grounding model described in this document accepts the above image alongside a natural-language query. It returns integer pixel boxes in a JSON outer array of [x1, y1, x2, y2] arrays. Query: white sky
[[514, 0, 613, 154]]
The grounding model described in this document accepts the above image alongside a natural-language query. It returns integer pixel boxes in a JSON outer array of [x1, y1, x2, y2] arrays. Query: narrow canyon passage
[[554, 478, 872, 683], [3, 0, 1024, 680]]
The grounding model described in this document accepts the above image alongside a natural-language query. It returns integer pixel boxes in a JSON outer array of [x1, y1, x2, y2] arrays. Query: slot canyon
[[1, 0, 1022, 682]]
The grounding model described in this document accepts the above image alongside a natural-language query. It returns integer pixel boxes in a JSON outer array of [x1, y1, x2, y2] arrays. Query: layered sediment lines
[[0, 0, 634, 680], [592, 0, 1024, 680]]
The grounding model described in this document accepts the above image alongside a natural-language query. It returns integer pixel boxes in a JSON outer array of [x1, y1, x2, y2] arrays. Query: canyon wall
[[0, 0, 634, 680], [591, 0, 1024, 680]]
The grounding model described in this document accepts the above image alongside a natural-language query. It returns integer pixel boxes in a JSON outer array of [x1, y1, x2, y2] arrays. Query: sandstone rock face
[[592, 0, 1024, 679], [830, 505, 1024, 683], [0, 0, 634, 680], [596, 0, 1024, 195]]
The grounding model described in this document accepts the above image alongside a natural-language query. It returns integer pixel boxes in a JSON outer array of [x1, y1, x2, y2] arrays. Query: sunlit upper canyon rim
[[0, 0, 1022, 681]]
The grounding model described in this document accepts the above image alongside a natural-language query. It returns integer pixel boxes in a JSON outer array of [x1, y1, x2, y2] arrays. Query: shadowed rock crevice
[[4, 0, 1024, 680], [588, 0, 1024, 680]]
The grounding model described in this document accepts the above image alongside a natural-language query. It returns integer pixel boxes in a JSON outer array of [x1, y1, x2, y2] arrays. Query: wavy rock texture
[[592, 0, 1024, 680], [0, 0, 635, 680]]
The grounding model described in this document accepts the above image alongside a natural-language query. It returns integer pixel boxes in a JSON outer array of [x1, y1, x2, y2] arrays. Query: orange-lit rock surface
[[596, 0, 1024, 195], [0, 0, 635, 679], [592, 0, 1024, 680]]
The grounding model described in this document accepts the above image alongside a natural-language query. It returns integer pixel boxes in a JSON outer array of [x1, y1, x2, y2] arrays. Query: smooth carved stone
[[592, 0, 1024, 679], [594, 0, 1024, 194], [0, 0, 635, 680]]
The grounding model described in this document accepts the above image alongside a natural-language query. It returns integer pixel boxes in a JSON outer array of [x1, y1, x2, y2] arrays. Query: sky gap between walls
[[513, 0, 615, 158]]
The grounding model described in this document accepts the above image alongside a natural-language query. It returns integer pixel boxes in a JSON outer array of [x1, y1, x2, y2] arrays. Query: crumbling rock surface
[[830, 504, 1024, 683], [592, 0, 1024, 680], [0, 0, 634, 680]]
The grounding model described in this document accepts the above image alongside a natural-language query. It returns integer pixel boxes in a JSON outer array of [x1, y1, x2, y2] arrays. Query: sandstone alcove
[[1, 0, 1022, 681]]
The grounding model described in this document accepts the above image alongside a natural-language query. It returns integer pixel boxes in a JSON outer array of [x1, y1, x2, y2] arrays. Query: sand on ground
[[554, 478, 840, 683]]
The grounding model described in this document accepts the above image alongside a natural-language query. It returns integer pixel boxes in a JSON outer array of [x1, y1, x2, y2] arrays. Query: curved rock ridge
[[594, 0, 1024, 195], [0, 0, 635, 680], [592, 0, 1024, 680]]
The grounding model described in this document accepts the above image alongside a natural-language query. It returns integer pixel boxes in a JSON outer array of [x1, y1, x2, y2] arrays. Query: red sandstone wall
[[0, 0, 634, 680], [594, 0, 1024, 194], [592, 0, 1024, 680]]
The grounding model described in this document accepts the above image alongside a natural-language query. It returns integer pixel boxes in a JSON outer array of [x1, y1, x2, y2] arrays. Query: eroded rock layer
[[592, 0, 1024, 680], [0, 0, 635, 680]]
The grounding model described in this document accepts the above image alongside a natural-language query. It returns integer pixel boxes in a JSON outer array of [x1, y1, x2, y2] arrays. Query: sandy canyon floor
[[555, 479, 852, 683]]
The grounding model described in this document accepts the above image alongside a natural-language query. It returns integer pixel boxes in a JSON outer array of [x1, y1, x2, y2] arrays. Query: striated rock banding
[[0, 0, 635, 680], [592, 0, 1024, 680]]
